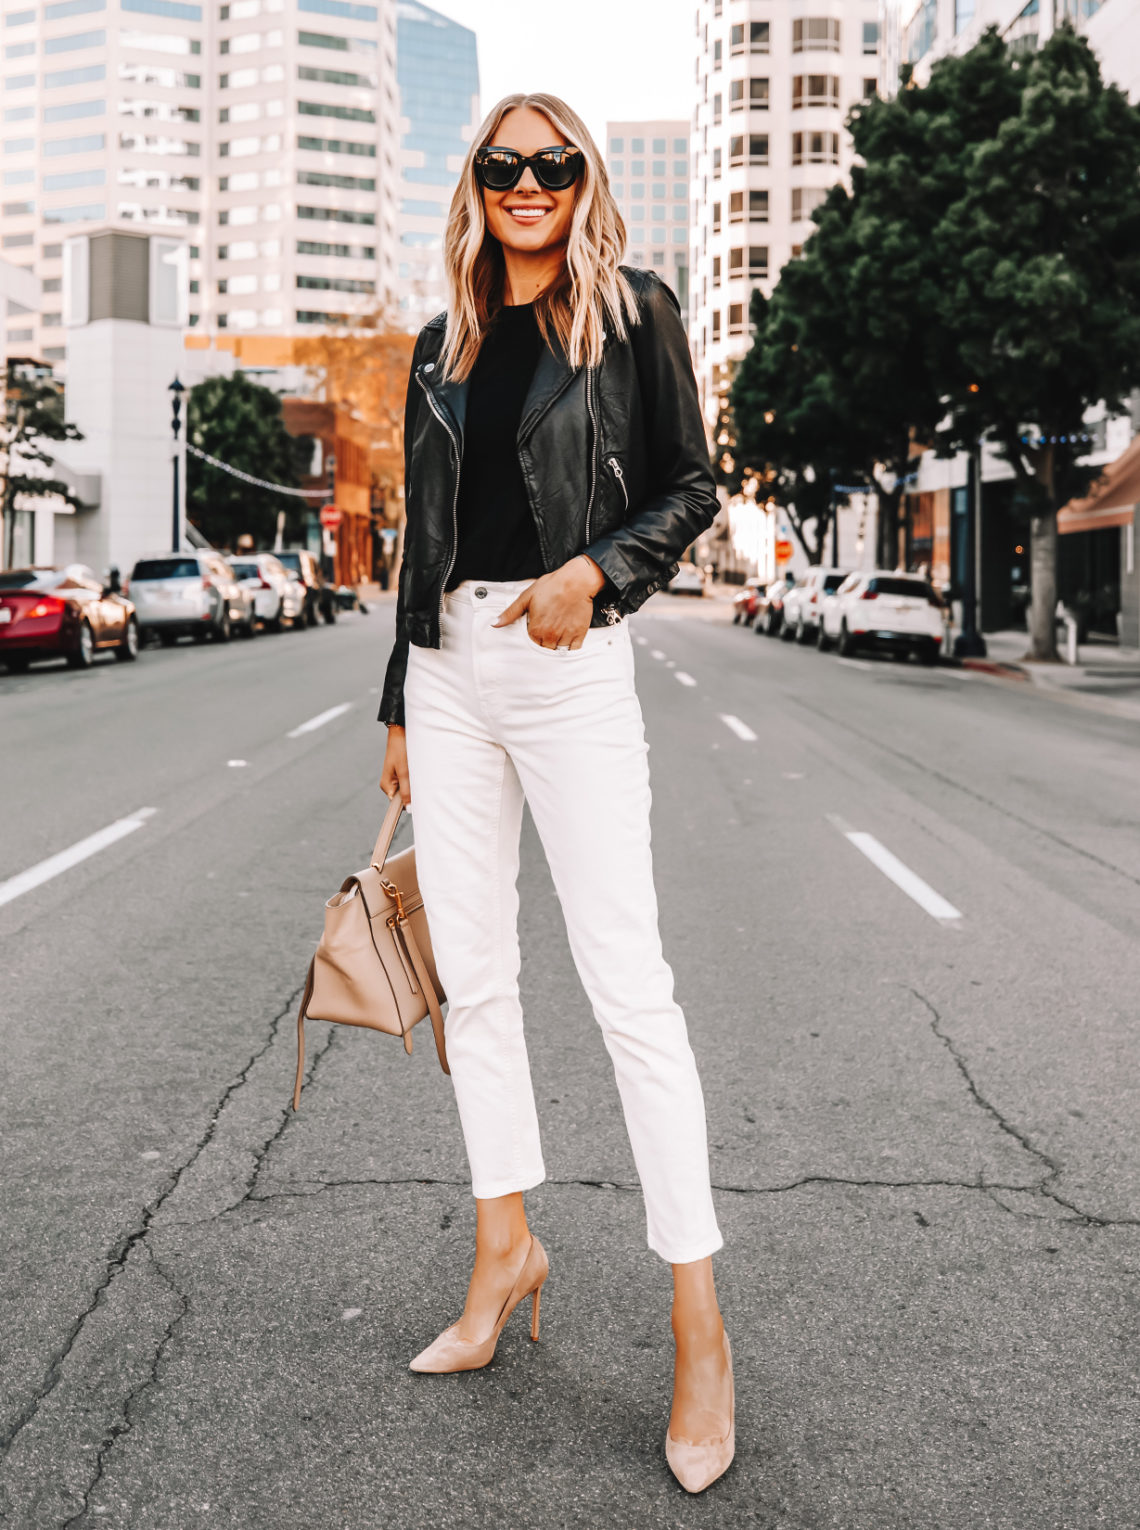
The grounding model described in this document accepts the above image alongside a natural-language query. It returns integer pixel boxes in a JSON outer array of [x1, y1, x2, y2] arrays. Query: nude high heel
[[665, 1331, 735, 1494], [408, 1235, 549, 1374]]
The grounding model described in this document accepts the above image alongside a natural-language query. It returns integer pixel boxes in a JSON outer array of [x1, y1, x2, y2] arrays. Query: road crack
[[0, 980, 305, 1470], [910, 987, 1139, 1229]]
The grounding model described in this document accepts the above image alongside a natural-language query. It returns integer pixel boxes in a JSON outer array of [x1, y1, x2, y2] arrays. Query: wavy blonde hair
[[438, 92, 640, 382]]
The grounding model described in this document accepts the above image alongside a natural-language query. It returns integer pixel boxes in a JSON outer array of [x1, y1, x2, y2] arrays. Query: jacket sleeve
[[582, 272, 718, 600], [378, 335, 425, 727]]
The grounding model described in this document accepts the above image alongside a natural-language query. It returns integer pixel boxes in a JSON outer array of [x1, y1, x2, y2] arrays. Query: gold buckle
[[378, 875, 406, 921]]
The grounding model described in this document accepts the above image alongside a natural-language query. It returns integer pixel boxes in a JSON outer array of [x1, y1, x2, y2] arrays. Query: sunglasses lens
[[477, 152, 520, 190], [535, 152, 579, 190]]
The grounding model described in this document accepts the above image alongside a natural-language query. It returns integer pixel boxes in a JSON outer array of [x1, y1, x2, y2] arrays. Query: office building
[[394, 0, 478, 325], [690, 0, 882, 422], [886, 0, 1106, 88], [604, 118, 690, 320], [1, 0, 402, 366]]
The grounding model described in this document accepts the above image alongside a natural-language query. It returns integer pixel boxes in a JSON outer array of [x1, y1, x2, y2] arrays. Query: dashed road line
[[834, 822, 962, 922], [286, 702, 352, 738], [0, 808, 157, 909], [650, 648, 667, 661], [719, 713, 757, 741], [674, 671, 697, 687]]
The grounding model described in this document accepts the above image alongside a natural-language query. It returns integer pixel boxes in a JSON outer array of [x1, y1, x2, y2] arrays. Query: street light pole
[[169, 376, 185, 554], [952, 439, 987, 659]]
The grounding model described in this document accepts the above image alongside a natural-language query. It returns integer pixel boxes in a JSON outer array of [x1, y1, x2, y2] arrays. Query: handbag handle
[[370, 790, 404, 870]]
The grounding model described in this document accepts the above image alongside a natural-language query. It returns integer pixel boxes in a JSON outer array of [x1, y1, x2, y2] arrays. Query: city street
[[1, 594, 1138, 1530]]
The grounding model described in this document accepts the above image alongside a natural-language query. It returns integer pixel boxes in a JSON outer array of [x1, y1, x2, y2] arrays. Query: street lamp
[[169, 376, 185, 553]]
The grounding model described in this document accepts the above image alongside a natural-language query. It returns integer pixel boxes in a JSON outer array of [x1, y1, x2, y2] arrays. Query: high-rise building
[[394, 0, 478, 326], [1, 0, 403, 366], [886, 0, 1105, 88], [690, 1, 882, 422], [604, 118, 690, 321]]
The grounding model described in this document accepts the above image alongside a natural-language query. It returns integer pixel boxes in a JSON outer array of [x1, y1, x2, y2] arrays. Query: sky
[[423, 0, 696, 152]]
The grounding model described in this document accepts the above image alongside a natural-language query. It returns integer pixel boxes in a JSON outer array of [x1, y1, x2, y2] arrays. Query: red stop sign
[[319, 504, 342, 529], [774, 537, 793, 564]]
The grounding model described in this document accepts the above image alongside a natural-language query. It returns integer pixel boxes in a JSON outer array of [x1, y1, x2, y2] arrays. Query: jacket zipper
[[584, 367, 598, 544], [607, 455, 628, 512], [416, 368, 462, 620]]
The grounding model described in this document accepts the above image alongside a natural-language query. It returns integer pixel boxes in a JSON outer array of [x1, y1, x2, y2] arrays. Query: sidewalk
[[955, 628, 1140, 721]]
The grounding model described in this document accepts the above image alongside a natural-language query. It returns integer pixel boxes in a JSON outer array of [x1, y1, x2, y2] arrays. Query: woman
[[379, 91, 733, 1494]]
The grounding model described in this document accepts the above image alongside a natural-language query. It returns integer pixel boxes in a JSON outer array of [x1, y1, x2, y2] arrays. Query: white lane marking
[[287, 702, 352, 738], [719, 713, 757, 741], [666, 660, 677, 669], [650, 648, 667, 660], [842, 830, 962, 922], [674, 671, 697, 687], [783, 771, 805, 780], [0, 807, 157, 909], [635, 635, 648, 646], [227, 759, 248, 768]]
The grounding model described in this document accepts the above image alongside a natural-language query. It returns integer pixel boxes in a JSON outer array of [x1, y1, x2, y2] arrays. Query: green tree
[[187, 372, 310, 549], [1, 361, 85, 568], [928, 26, 1140, 659]]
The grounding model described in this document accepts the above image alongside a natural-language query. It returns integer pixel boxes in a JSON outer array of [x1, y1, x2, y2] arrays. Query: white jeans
[[403, 578, 722, 1264]]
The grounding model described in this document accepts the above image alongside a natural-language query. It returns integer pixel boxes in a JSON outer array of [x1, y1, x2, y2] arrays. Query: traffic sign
[[319, 504, 342, 529], [774, 536, 793, 564]]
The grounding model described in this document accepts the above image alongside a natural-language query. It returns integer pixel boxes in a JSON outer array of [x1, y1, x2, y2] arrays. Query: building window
[[651, 249, 665, 265], [791, 186, 827, 221], [793, 17, 840, 51], [728, 302, 744, 335], [610, 135, 623, 152], [863, 77, 877, 98], [651, 182, 666, 199], [711, 148, 721, 179], [792, 75, 840, 109], [713, 38, 721, 68], [864, 19, 881, 52], [792, 131, 840, 165], [953, 0, 974, 33], [712, 255, 721, 288], [730, 20, 769, 54], [631, 136, 644, 151], [610, 158, 624, 176], [728, 246, 768, 280], [630, 158, 644, 174], [750, 77, 769, 108], [712, 92, 721, 125], [711, 309, 721, 341], [712, 200, 721, 233], [728, 133, 768, 168]]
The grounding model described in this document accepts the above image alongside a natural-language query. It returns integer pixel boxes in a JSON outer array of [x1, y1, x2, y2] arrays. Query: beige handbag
[[292, 791, 448, 1109]]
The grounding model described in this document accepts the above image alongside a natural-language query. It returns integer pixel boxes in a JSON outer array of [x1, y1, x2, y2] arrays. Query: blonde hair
[[439, 92, 640, 382]]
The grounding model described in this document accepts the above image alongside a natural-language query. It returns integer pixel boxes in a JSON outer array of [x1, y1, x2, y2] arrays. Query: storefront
[[1057, 433, 1140, 647]]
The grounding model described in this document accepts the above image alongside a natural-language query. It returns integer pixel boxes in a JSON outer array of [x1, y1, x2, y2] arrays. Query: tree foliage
[[730, 25, 1140, 657], [187, 372, 310, 550], [1, 361, 85, 566]]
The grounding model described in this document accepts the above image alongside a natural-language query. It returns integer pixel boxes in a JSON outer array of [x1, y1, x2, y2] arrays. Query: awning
[[1058, 434, 1140, 534]]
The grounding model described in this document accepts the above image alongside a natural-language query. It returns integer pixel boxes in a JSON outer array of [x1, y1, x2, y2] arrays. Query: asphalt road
[[1, 597, 1138, 1530]]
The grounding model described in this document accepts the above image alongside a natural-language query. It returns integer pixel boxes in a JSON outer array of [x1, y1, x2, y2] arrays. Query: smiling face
[[479, 106, 579, 264]]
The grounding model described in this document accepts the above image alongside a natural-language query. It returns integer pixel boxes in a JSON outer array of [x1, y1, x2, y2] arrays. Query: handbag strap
[[398, 914, 450, 1075], [370, 790, 405, 871]]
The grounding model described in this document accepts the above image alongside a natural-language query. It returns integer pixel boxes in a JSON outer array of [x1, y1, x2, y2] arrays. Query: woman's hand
[[380, 724, 411, 805], [493, 555, 605, 649]]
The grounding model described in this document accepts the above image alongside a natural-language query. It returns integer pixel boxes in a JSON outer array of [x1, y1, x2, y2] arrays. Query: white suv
[[821, 571, 945, 663], [780, 566, 849, 644]]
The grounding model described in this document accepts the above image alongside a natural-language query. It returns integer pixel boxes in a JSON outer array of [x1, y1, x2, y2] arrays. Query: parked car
[[781, 566, 850, 644], [732, 577, 767, 626], [128, 552, 255, 644], [668, 563, 705, 596], [821, 571, 945, 663], [816, 572, 861, 651], [226, 552, 303, 632], [756, 575, 795, 636], [274, 548, 336, 625], [0, 564, 139, 672]]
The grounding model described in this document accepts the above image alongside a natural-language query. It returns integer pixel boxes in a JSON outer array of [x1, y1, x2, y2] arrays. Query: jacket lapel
[[518, 332, 579, 445]]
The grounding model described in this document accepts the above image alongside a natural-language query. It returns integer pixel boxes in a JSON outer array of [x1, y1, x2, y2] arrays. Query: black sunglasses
[[473, 144, 583, 193]]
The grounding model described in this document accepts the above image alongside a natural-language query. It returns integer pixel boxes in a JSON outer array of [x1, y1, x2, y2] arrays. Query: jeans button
[[474, 586, 487, 599]]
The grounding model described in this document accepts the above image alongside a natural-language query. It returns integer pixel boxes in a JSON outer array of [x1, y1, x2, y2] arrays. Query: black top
[[446, 301, 546, 589]]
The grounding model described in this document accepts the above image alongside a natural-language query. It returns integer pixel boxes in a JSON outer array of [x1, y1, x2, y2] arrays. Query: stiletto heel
[[409, 1235, 549, 1374]]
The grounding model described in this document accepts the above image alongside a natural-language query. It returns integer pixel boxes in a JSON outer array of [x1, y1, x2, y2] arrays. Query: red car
[[732, 577, 767, 626], [0, 564, 140, 673]]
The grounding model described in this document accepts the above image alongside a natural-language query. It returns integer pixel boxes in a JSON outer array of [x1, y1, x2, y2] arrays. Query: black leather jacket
[[379, 266, 718, 726]]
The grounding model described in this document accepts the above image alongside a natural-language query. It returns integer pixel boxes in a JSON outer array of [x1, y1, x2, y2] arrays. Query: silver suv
[[128, 552, 255, 645]]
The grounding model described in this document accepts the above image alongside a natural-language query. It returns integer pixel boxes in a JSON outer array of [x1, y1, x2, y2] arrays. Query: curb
[[955, 657, 1031, 682]]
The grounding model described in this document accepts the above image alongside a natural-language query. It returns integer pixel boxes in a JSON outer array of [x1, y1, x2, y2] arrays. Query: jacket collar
[[418, 315, 581, 451]]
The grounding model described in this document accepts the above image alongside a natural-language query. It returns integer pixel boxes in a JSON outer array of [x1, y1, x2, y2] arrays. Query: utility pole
[[169, 376, 185, 553], [953, 440, 987, 659]]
